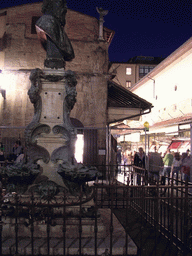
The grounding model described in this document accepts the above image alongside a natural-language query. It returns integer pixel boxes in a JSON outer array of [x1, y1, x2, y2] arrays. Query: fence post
[[110, 184, 114, 256], [47, 190, 51, 256], [63, 189, 66, 256], [115, 179, 118, 208], [94, 185, 98, 256], [0, 187, 3, 256], [14, 192, 19, 256], [169, 177, 174, 255], [140, 185, 145, 255], [154, 181, 160, 256], [125, 177, 130, 255], [30, 193, 35, 256], [184, 178, 189, 254], [79, 185, 83, 255]]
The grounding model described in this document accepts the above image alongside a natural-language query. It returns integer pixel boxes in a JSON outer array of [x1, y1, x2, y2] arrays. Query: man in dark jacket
[[134, 147, 145, 185]]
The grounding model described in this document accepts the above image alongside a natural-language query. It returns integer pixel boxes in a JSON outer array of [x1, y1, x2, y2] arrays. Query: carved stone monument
[[0, 0, 100, 196], [22, 0, 99, 195]]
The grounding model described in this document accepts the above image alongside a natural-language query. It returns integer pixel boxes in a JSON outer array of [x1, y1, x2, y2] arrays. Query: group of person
[[133, 147, 192, 184], [162, 149, 192, 183], [1, 140, 25, 164]]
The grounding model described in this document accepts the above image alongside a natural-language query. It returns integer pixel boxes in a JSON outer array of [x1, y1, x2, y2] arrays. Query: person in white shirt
[[171, 152, 181, 184], [181, 152, 192, 182]]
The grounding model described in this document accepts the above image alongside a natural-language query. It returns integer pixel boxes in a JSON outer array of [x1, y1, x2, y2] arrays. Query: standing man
[[134, 147, 145, 185], [117, 148, 122, 173], [149, 147, 164, 182], [162, 149, 173, 185]]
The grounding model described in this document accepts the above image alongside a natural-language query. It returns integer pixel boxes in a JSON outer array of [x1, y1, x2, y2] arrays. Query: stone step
[[2, 235, 137, 255], [1, 209, 137, 255]]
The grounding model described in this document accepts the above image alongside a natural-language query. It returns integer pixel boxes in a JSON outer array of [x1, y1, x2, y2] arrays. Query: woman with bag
[[181, 152, 192, 182]]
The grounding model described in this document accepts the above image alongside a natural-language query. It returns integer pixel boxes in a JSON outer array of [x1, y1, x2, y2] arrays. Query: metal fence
[[95, 179, 192, 256], [0, 184, 137, 256], [0, 177, 191, 256]]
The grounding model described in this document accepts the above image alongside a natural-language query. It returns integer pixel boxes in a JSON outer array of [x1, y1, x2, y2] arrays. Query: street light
[[144, 121, 149, 131]]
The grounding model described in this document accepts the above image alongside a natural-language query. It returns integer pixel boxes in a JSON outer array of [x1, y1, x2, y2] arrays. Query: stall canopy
[[107, 81, 153, 124], [169, 141, 182, 150], [168, 140, 190, 153]]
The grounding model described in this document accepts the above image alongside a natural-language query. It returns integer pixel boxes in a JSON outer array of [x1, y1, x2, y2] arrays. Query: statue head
[[42, 0, 67, 26]]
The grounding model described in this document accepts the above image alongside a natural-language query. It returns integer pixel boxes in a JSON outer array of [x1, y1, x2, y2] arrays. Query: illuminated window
[[126, 67, 132, 75], [126, 81, 131, 88]]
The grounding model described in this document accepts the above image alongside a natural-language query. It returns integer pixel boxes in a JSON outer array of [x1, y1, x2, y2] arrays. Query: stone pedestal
[[37, 69, 69, 186], [25, 68, 77, 188]]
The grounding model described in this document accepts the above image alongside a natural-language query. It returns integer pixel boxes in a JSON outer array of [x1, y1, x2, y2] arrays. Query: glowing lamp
[[144, 121, 149, 131]]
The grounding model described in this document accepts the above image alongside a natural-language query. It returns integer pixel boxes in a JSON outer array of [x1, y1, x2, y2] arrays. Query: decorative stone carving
[[0, 162, 41, 193], [57, 162, 100, 195], [28, 180, 65, 199]]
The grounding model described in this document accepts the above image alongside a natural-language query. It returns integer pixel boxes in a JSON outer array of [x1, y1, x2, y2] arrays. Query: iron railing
[[0, 177, 191, 255], [0, 184, 137, 256]]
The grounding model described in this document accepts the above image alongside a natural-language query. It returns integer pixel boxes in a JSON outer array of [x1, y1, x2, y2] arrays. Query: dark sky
[[0, 0, 192, 62]]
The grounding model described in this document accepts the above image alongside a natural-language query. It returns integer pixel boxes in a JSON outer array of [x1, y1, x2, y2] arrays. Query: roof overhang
[[108, 107, 142, 123], [107, 81, 153, 124]]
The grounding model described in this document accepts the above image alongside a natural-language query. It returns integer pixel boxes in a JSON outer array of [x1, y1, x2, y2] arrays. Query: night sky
[[0, 0, 192, 62]]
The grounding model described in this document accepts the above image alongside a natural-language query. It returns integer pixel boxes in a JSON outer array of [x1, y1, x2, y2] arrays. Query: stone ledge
[[1, 209, 137, 255]]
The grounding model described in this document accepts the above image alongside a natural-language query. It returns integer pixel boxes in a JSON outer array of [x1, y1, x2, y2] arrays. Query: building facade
[[128, 38, 192, 155], [109, 56, 164, 89]]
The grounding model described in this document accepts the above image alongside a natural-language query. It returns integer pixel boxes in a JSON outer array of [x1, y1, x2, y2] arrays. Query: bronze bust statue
[[36, 0, 75, 69]]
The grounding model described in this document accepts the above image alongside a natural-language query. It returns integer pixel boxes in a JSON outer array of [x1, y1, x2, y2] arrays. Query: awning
[[108, 81, 153, 124], [169, 141, 182, 149], [178, 141, 190, 152]]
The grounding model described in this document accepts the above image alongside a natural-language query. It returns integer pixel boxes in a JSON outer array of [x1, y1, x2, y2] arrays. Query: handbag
[[182, 166, 190, 176]]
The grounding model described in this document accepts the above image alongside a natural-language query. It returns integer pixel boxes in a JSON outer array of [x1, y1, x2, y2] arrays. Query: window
[[139, 66, 154, 78], [31, 16, 40, 34], [126, 67, 132, 75], [126, 81, 131, 88]]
